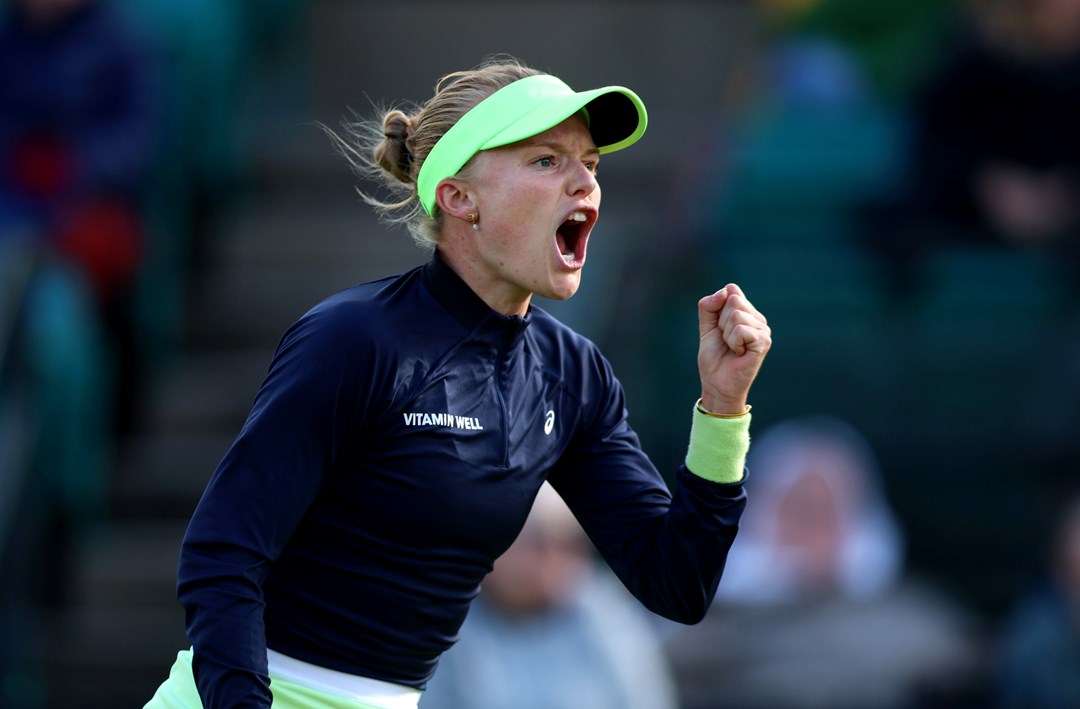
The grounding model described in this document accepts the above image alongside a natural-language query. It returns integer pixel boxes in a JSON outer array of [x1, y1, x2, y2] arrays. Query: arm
[[177, 303, 375, 707], [548, 284, 770, 623]]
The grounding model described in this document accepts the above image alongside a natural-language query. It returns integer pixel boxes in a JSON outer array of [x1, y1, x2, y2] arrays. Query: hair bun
[[375, 110, 415, 183]]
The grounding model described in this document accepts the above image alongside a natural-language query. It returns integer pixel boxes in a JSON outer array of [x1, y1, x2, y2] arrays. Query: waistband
[[267, 649, 422, 709]]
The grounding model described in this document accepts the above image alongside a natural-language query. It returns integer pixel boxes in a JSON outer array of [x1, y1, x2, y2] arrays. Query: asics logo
[[544, 410, 555, 435]]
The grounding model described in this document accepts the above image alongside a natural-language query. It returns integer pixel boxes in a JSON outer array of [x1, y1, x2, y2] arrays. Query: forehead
[[510, 113, 598, 154]]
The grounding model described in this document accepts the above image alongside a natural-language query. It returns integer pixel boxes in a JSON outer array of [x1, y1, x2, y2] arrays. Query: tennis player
[[145, 56, 771, 709]]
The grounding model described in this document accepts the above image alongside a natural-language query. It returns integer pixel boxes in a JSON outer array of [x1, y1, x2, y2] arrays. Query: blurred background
[[2, 0, 1080, 706]]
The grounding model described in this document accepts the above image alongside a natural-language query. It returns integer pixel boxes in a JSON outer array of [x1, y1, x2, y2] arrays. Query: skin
[[436, 114, 771, 416], [977, 163, 1076, 244]]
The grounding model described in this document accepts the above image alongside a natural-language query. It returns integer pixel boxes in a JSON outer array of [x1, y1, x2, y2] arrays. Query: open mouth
[[555, 210, 593, 268]]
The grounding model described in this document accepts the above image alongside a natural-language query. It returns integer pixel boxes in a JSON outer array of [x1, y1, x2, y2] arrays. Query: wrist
[[695, 398, 751, 419], [699, 392, 748, 416], [686, 400, 751, 483]]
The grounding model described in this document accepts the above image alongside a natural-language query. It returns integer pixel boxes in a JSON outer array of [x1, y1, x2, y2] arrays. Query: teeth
[[562, 251, 576, 260], [568, 212, 587, 223]]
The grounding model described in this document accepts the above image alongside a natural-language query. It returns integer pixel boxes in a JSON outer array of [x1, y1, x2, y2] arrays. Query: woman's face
[[458, 114, 601, 315]]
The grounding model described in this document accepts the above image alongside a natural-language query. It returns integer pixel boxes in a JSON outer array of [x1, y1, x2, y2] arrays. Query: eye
[[534, 155, 557, 169], [584, 160, 599, 174]]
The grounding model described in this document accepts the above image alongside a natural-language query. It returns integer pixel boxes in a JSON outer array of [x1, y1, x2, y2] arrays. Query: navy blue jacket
[[178, 253, 747, 708]]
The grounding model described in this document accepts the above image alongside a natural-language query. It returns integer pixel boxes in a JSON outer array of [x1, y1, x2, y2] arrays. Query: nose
[[567, 161, 599, 198]]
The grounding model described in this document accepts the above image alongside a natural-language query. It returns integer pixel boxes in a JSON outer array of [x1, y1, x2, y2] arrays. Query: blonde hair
[[327, 56, 543, 247]]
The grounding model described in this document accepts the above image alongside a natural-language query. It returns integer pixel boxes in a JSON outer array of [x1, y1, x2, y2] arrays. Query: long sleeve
[[547, 354, 746, 625], [177, 301, 376, 708]]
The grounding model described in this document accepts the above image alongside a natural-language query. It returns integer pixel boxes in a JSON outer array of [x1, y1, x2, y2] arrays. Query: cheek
[[498, 207, 552, 255], [486, 188, 539, 235]]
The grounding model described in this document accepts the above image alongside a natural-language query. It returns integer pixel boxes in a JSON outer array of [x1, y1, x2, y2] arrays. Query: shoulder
[[280, 262, 472, 363], [277, 268, 424, 359], [303, 275, 402, 329]]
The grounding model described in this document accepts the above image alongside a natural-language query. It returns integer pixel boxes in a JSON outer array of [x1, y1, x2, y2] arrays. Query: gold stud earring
[[467, 213, 479, 231]]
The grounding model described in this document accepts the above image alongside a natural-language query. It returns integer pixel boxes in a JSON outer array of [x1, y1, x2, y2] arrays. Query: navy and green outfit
[[171, 252, 749, 708]]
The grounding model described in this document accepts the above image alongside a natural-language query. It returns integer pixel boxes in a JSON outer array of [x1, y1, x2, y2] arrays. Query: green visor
[[417, 74, 648, 217]]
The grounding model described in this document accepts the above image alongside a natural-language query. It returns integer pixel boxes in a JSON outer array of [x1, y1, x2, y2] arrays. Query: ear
[[434, 178, 476, 221]]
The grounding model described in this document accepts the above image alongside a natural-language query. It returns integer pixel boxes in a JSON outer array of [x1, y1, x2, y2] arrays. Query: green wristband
[[685, 403, 751, 484]]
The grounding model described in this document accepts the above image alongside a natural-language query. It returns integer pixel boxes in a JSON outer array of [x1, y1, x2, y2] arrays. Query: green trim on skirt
[[144, 650, 386, 709]]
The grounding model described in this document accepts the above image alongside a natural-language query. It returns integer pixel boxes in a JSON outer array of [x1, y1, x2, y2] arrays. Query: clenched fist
[[697, 284, 771, 415]]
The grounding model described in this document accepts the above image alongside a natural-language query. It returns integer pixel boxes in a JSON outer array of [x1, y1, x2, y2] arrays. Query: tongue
[[556, 228, 570, 256]]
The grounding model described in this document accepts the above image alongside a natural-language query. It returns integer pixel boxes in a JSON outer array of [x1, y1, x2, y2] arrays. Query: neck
[[436, 236, 531, 317]]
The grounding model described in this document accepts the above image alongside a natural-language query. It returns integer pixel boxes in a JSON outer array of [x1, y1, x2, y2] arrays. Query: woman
[[146, 57, 771, 709]]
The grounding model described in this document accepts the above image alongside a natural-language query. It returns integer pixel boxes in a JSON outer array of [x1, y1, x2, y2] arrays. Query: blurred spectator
[[757, 0, 953, 102], [0, 240, 111, 707], [664, 416, 987, 709], [0, 0, 160, 434], [678, 1, 929, 253], [861, 0, 1080, 295], [421, 483, 678, 709], [996, 491, 1080, 708]]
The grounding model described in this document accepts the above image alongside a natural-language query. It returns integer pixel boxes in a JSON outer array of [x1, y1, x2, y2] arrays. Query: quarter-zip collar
[[423, 249, 531, 343]]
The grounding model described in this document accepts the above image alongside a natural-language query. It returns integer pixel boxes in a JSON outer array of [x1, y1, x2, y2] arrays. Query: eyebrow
[[523, 138, 600, 159]]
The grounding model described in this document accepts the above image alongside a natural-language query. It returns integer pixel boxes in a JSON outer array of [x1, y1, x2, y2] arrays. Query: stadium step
[[186, 196, 425, 348], [144, 350, 276, 434], [44, 522, 190, 707], [46, 606, 188, 709], [59, 523, 187, 609], [111, 432, 235, 520]]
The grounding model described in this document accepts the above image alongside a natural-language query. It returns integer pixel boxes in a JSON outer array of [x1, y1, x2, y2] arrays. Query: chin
[[543, 279, 581, 302]]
